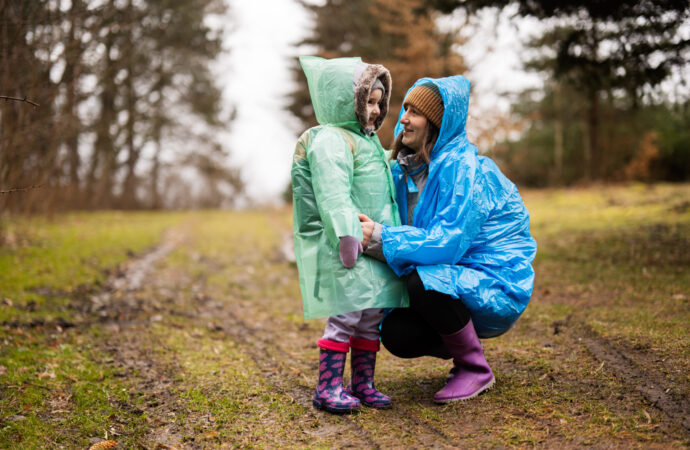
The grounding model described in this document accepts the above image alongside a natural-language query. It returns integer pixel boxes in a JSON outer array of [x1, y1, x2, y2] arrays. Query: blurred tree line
[[0, 0, 240, 212], [290, 0, 690, 187], [289, 0, 466, 146]]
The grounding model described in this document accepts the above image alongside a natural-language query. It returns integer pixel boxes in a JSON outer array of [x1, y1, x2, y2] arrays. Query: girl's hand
[[358, 213, 374, 248]]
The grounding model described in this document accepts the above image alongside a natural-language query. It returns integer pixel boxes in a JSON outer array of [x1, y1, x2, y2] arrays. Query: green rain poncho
[[292, 56, 409, 320]]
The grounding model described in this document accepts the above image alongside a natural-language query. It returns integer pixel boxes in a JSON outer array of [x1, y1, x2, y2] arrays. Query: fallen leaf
[[0, 365, 7, 376], [203, 431, 219, 439], [37, 371, 56, 380]]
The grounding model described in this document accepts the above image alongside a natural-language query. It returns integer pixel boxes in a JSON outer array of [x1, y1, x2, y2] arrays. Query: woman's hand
[[358, 213, 375, 248]]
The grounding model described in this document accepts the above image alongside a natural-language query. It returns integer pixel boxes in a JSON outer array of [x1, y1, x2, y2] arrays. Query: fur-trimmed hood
[[353, 62, 391, 132], [299, 56, 391, 133]]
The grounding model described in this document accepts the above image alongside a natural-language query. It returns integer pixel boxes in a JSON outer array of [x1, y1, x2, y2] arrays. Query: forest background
[[1, 0, 689, 214], [1, 1, 689, 446]]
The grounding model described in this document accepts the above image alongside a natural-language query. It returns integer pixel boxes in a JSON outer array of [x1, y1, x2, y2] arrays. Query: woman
[[359, 75, 537, 403]]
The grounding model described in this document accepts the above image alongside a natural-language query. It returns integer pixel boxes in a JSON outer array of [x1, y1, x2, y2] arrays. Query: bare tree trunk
[[149, 63, 167, 210], [588, 90, 600, 181], [0, 2, 47, 211], [121, 72, 139, 208], [120, 0, 140, 208], [150, 139, 161, 209], [64, 0, 84, 206], [90, 0, 118, 208], [581, 117, 591, 183], [552, 82, 564, 185]]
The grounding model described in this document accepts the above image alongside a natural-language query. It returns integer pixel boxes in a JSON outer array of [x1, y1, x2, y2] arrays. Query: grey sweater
[[365, 147, 428, 262]]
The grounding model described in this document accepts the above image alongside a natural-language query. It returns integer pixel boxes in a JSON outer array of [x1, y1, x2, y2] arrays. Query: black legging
[[381, 270, 470, 359]]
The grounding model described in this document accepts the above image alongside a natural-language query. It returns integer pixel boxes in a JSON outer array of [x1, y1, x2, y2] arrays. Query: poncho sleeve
[[307, 127, 363, 248], [381, 152, 492, 276]]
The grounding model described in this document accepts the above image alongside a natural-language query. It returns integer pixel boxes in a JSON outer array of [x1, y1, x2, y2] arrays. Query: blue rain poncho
[[381, 75, 537, 338], [292, 56, 409, 320]]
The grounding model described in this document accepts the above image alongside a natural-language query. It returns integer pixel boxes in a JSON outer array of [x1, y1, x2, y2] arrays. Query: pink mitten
[[339, 235, 363, 268]]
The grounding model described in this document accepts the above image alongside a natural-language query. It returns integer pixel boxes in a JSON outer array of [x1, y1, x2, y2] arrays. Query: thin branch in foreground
[[0, 184, 45, 194], [0, 96, 40, 107]]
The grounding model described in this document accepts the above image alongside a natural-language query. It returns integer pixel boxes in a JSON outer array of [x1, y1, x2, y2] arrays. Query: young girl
[[291, 56, 408, 413]]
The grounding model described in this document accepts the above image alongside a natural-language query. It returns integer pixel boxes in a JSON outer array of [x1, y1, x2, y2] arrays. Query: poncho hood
[[299, 56, 392, 132], [393, 75, 471, 157]]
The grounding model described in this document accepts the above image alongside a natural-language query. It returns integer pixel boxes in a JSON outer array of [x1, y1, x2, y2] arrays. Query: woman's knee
[[405, 272, 471, 334], [380, 316, 411, 358], [381, 309, 439, 359], [406, 270, 426, 299]]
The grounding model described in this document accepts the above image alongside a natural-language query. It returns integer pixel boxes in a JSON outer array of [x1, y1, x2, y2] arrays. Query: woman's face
[[400, 106, 428, 151], [366, 89, 383, 128]]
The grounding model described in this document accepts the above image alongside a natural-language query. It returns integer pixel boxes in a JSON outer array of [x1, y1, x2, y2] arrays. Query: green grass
[[0, 211, 187, 320], [1, 183, 688, 447], [524, 183, 690, 373], [0, 211, 187, 448]]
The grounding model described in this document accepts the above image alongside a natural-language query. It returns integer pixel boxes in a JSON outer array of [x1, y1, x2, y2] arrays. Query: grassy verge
[[524, 183, 690, 386], [0, 211, 187, 447]]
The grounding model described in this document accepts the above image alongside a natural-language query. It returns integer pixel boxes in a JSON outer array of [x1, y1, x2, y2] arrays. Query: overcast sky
[[217, 1, 543, 204]]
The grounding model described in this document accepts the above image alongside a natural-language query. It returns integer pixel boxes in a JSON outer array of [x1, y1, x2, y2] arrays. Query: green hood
[[299, 56, 391, 131]]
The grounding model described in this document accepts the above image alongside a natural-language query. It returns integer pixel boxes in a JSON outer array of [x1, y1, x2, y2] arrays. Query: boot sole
[[346, 388, 393, 409], [313, 399, 360, 414], [360, 400, 392, 409], [433, 376, 495, 404]]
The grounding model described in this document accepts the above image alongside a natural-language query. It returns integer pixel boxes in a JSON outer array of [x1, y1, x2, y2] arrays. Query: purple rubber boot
[[346, 338, 392, 409], [313, 344, 361, 414], [434, 319, 495, 403]]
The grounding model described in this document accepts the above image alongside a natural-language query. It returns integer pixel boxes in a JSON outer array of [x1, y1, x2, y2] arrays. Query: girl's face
[[366, 89, 383, 128], [400, 106, 428, 151]]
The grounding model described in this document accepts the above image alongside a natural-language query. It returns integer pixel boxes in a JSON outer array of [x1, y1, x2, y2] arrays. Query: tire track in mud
[[211, 308, 381, 449], [83, 220, 689, 445], [75, 226, 457, 448], [551, 315, 690, 434], [82, 227, 386, 447], [573, 323, 690, 433], [99, 225, 689, 445], [201, 296, 461, 448], [75, 227, 196, 447]]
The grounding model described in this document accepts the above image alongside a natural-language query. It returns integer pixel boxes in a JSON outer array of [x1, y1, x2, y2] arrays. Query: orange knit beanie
[[403, 81, 444, 128]]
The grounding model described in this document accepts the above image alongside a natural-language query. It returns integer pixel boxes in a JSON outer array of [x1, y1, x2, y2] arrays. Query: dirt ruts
[[80, 225, 689, 446], [574, 323, 690, 432]]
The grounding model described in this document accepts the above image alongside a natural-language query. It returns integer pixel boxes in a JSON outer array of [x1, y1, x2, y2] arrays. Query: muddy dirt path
[[85, 220, 689, 447]]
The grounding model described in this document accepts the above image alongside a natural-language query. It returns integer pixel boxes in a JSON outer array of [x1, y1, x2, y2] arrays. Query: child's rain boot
[[346, 337, 392, 409], [313, 340, 360, 413]]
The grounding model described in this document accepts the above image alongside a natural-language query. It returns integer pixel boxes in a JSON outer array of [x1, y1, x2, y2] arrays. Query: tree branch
[[0, 184, 45, 194], [0, 96, 40, 107]]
